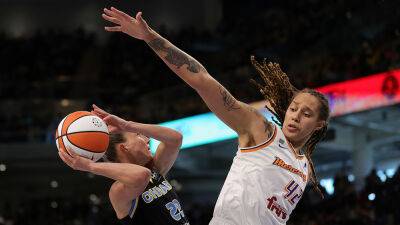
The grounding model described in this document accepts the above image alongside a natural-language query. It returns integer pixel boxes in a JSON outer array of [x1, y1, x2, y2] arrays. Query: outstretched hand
[[91, 104, 129, 133], [102, 7, 152, 41]]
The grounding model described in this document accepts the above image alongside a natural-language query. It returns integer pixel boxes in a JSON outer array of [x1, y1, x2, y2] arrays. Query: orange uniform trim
[[240, 126, 277, 153]]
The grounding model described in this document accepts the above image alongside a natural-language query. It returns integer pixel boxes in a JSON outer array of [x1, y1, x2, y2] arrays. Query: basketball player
[[102, 7, 330, 224], [58, 104, 190, 225]]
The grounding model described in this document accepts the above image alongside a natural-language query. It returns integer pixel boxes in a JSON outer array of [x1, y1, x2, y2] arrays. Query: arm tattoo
[[219, 87, 240, 111], [148, 38, 202, 73]]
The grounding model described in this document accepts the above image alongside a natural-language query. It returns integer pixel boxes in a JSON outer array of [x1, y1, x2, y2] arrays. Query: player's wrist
[[123, 121, 139, 133], [143, 29, 157, 43], [87, 161, 99, 174]]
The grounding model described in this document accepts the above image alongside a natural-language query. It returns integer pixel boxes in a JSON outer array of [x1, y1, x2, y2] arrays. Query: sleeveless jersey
[[210, 124, 309, 225], [120, 170, 190, 225]]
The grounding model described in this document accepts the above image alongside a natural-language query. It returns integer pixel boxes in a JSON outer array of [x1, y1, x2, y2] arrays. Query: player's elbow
[[136, 168, 152, 185], [164, 130, 183, 149], [124, 167, 152, 188], [172, 131, 183, 148], [190, 72, 212, 91]]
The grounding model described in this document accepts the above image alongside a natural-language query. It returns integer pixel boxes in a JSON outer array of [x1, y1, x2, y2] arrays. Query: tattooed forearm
[[219, 86, 240, 111], [148, 38, 202, 73], [148, 38, 168, 52]]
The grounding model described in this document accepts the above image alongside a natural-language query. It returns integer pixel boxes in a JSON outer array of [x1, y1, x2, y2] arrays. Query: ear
[[119, 143, 128, 152]]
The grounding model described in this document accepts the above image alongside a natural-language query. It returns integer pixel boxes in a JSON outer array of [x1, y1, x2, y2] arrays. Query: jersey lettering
[[142, 181, 173, 203]]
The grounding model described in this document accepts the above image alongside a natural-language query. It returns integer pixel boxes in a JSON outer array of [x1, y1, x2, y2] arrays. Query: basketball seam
[[55, 130, 109, 140], [58, 136, 72, 157], [62, 114, 92, 136], [64, 134, 107, 154]]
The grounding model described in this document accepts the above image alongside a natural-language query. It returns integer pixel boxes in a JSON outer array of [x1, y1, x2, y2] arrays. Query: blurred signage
[[150, 109, 275, 152], [317, 69, 400, 116]]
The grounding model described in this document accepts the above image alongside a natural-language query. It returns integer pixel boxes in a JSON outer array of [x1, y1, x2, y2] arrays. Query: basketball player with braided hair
[[58, 105, 190, 225], [102, 6, 330, 225]]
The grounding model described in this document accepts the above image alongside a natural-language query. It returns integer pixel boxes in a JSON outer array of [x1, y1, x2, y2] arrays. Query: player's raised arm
[[92, 104, 182, 176], [102, 7, 271, 136]]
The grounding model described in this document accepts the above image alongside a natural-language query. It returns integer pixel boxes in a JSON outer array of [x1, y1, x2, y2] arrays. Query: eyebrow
[[292, 101, 314, 113]]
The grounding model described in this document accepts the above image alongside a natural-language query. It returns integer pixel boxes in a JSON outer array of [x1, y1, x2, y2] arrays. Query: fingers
[[105, 26, 122, 32], [66, 147, 77, 157], [108, 126, 118, 134], [58, 148, 88, 171], [110, 7, 132, 21], [103, 115, 122, 125], [136, 11, 143, 22], [92, 104, 109, 115], [102, 9, 122, 33], [102, 13, 121, 25], [92, 104, 106, 113], [103, 115, 117, 126], [102, 115, 113, 122], [103, 8, 119, 19], [90, 110, 99, 117], [136, 11, 148, 27], [91, 104, 109, 118], [58, 149, 74, 167]]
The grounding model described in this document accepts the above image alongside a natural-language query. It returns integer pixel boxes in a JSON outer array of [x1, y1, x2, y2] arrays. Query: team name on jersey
[[142, 181, 173, 204], [273, 157, 307, 182]]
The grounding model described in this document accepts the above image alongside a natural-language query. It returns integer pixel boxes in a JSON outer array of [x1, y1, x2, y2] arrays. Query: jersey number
[[284, 180, 303, 205], [165, 199, 185, 221]]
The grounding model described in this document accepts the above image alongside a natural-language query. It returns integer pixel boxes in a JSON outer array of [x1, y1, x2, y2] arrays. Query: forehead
[[123, 132, 139, 141], [291, 92, 321, 111]]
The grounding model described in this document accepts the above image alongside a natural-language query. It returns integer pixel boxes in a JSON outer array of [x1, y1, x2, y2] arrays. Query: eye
[[290, 107, 296, 112], [304, 112, 311, 117]]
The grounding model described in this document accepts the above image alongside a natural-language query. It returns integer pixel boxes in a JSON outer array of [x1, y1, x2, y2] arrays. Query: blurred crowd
[[1, 167, 399, 225], [0, 0, 399, 143], [288, 167, 400, 225]]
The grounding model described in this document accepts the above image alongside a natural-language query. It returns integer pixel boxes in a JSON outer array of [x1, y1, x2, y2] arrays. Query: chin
[[283, 130, 299, 143], [282, 127, 292, 137]]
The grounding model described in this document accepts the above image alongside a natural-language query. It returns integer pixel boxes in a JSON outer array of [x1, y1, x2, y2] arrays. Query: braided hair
[[250, 56, 330, 198]]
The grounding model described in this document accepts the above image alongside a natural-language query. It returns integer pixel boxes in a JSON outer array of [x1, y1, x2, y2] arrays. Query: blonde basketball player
[[102, 6, 330, 225]]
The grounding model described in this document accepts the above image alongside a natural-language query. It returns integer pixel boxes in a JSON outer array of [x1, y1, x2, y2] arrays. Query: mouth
[[287, 124, 299, 132]]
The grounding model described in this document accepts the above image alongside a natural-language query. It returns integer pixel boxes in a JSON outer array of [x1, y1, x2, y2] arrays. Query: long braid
[[250, 56, 297, 126], [305, 125, 328, 199], [250, 57, 330, 199], [302, 89, 330, 199]]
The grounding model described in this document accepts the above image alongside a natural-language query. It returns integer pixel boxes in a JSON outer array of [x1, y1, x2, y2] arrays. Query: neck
[[289, 140, 306, 155], [134, 155, 153, 167]]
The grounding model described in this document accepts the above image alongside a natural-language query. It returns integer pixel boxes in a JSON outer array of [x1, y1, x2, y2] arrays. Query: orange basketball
[[55, 111, 109, 161]]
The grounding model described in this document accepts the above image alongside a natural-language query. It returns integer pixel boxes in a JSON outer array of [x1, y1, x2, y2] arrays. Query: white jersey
[[210, 124, 309, 225]]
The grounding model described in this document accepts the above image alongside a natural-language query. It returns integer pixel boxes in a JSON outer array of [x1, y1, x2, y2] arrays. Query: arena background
[[0, 0, 399, 224]]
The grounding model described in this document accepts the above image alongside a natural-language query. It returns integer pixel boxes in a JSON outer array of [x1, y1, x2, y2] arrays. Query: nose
[[292, 111, 300, 122]]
